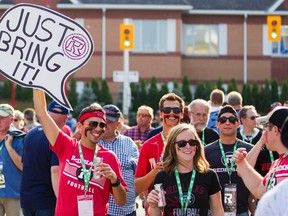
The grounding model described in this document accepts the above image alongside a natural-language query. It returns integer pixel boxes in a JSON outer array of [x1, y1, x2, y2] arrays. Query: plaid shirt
[[124, 126, 154, 143], [99, 134, 139, 216]]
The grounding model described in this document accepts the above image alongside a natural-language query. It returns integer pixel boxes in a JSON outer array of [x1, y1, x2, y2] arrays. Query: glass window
[[183, 24, 219, 56], [133, 20, 167, 53], [272, 26, 288, 55]]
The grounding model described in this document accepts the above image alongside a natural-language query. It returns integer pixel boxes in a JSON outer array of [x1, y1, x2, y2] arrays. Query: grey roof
[[59, 0, 190, 5], [186, 0, 277, 11], [0, 0, 287, 13]]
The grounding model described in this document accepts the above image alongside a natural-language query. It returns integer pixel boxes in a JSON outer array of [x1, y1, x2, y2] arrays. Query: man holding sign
[[33, 89, 127, 215], [0, 3, 128, 215]]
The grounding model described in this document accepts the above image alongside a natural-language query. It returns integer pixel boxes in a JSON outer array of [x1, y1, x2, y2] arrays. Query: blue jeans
[[22, 208, 54, 216]]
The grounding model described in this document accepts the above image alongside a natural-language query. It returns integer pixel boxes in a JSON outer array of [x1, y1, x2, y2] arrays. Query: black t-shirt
[[197, 127, 219, 146], [236, 128, 262, 145], [236, 129, 280, 177], [255, 146, 279, 177], [152, 169, 221, 216], [204, 139, 253, 214]]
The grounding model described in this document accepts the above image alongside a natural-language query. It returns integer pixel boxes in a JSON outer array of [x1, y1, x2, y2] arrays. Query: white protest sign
[[0, 4, 94, 110]]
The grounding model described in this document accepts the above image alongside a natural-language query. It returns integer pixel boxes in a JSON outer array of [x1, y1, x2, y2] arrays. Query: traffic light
[[120, 24, 134, 50], [267, 16, 281, 42]]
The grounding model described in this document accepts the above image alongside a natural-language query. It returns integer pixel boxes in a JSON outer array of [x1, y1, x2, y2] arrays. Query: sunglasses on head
[[218, 116, 238, 124], [88, 121, 107, 129], [175, 139, 199, 148], [161, 107, 182, 114], [137, 113, 151, 118]]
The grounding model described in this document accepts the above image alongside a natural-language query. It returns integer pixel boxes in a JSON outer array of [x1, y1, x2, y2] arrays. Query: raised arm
[[33, 89, 60, 146], [134, 162, 163, 194], [245, 132, 266, 167], [234, 148, 266, 199]]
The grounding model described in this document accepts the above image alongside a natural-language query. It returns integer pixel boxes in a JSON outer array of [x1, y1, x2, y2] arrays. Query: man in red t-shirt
[[134, 93, 184, 212]]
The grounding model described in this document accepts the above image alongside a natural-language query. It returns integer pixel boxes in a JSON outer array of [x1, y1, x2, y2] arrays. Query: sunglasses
[[88, 121, 107, 129], [218, 116, 238, 124], [175, 139, 199, 148], [137, 113, 151, 118], [161, 107, 182, 114]]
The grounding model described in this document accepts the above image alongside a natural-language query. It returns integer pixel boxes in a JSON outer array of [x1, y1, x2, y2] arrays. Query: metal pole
[[122, 18, 130, 119], [243, 14, 247, 84]]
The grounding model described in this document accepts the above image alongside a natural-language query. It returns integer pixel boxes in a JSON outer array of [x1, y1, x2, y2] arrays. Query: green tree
[[2, 80, 11, 99], [67, 77, 78, 109], [73, 86, 97, 119], [100, 79, 113, 105], [182, 75, 192, 104], [281, 80, 288, 103], [204, 81, 216, 101], [227, 78, 238, 93], [130, 83, 139, 112], [258, 80, 271, 114], [159, 83, 169, 98], [242, 83, 249, 106], [91, 78, 100, 100], [173, 82, 184, 99], [147, 77, 159, 111], [16, 84, 32, 101], [251, 82, 260, 111], [139, 79, 148, 104], [194, 82, 206, 99], [271, 79, 279, 103], [216, 77, 226, 93]]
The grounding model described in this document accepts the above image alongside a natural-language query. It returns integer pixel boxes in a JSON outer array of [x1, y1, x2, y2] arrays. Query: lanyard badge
[[224, 183, 237, 216], [0, 162, 5, 188]]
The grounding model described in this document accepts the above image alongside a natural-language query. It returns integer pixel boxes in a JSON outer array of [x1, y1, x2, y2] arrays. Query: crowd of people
[[0, 88, 288, 216]]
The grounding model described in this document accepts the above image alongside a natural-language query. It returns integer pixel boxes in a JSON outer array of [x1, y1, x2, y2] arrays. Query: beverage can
[[93, 157, 103, 179], [154, 183, 166, 207]]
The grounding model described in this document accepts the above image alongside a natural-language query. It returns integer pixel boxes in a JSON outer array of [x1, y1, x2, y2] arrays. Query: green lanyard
[[269, 151, 275, 163], [201, 130, 205, 145], [160, 132, 166, 144], [240, 129, 254, 144], [78, 142, 99, 194], [219, 140, 238, 183], [266, 150, 288, 191], [175, 168, 196, 216]]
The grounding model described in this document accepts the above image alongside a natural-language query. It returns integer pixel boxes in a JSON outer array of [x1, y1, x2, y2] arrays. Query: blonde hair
[[137, 105, 154, 120], [163, 123, 209, 174]]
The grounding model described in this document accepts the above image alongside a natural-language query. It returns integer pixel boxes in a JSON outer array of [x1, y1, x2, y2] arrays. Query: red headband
[[78, 111, 106, 123]]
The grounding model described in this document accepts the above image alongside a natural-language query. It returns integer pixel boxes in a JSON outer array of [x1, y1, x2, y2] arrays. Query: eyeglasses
[[175, 139, 199, 148], [161, 107, 182, 114], [88, 121, 107, 129], [247, 116, 257, 120], [218, 116, 238, 124], [137, 113, 151, 118], [191, 112, 208, 118]]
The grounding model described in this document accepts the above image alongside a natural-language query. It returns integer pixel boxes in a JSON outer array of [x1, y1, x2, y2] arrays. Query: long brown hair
[[163, 123, 209, 174]]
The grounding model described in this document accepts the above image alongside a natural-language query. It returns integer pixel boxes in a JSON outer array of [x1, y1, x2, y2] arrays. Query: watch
[[110, 177, 120, 187]]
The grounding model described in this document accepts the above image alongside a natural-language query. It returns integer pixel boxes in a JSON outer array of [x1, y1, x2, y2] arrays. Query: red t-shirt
[[135, 133, 164, 179], [51, 132, 127, 216], [263, 153, 288, 189]]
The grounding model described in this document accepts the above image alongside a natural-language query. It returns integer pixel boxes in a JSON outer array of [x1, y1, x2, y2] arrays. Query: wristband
[[110, 177, 120, 187]]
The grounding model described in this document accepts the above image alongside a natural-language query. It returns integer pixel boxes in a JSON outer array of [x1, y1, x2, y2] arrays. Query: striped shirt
[[99, 134, 139, 216]]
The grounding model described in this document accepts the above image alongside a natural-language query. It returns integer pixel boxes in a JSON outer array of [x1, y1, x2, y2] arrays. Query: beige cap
[[0, 104, 15, 117]]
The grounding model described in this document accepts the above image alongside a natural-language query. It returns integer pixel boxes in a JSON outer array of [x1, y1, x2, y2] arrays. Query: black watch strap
[[111, 177, 120, 187]]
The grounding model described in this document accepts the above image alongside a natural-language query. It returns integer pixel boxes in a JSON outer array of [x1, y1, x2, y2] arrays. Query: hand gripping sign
[[0, 4, 94, 110]]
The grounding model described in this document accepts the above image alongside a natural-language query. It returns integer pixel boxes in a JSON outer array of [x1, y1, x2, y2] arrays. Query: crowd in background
[[0, 88, 288, 216]]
